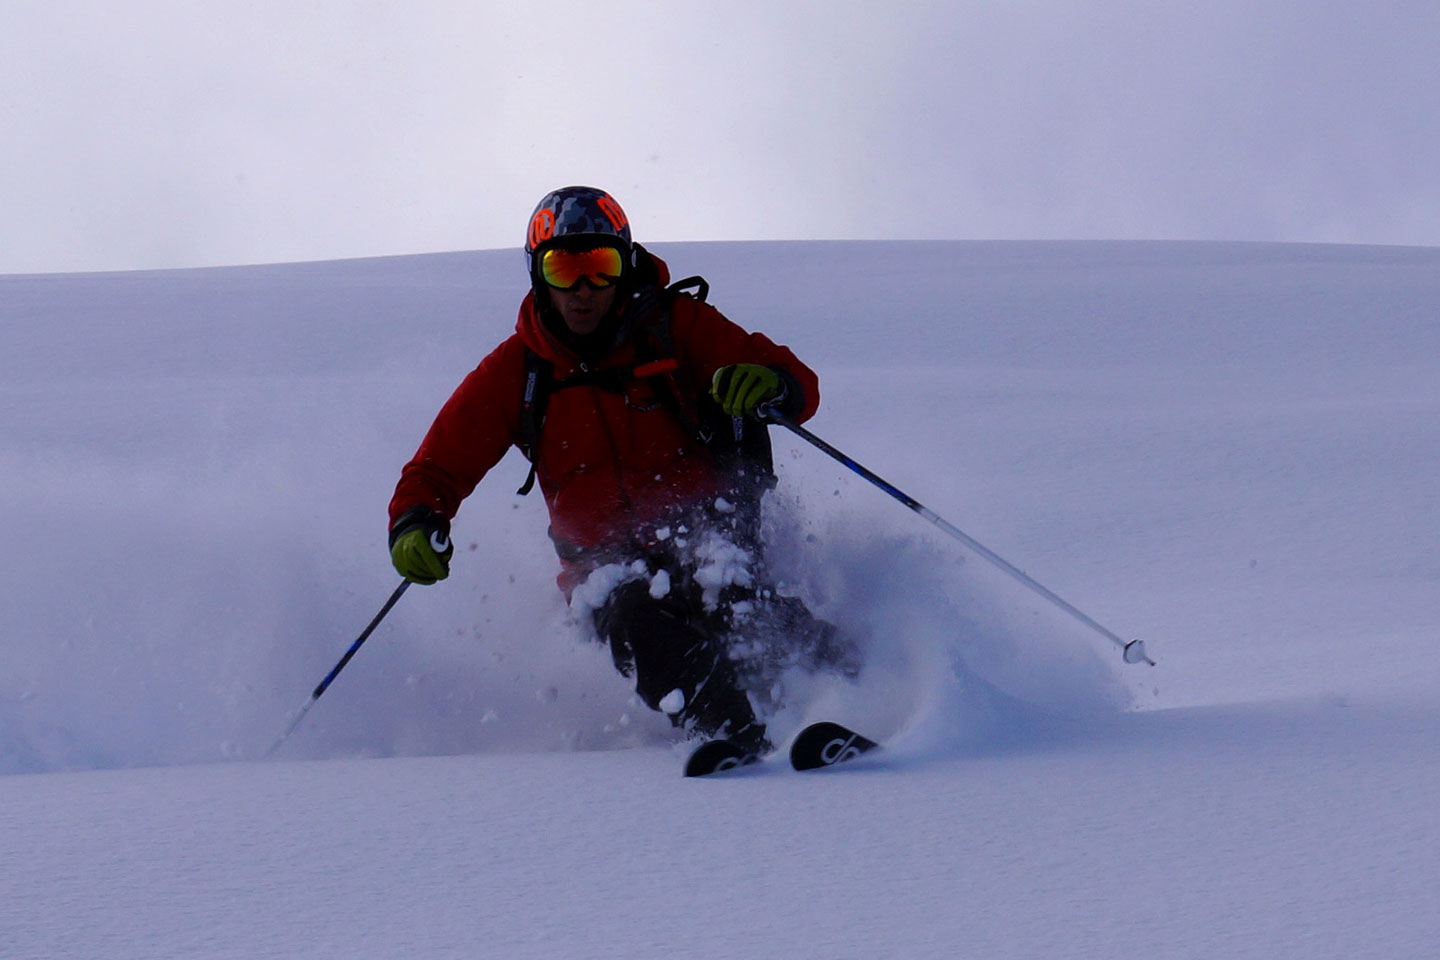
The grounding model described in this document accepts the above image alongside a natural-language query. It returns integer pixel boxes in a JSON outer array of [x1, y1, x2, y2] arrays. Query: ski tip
[[789, 721, 880, 771]]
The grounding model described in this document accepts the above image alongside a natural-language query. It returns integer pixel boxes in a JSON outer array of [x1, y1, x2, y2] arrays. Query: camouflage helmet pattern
[[524, 186, 632, 273]]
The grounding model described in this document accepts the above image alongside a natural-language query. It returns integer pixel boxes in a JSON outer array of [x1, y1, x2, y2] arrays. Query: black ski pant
[[593, 577, 768, 749]]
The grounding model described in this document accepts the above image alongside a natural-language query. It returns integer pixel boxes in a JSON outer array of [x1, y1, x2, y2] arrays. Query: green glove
[[710, 363, 784, 418], [389, 513, 454, 585]]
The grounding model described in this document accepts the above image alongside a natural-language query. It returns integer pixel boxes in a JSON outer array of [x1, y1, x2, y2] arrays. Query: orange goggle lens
[[539, 246, 625, 290]]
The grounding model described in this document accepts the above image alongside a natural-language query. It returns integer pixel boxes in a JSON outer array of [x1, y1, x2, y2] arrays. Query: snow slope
[[3, 241, 1438, 958]]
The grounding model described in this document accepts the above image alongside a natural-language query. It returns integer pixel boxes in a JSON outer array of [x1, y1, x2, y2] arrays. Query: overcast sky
[[3, 1, 1438, 273]]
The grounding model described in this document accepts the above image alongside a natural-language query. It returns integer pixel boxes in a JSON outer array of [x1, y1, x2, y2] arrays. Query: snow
[[3, 240, 1439, 958], [657, 688, 685, 715]]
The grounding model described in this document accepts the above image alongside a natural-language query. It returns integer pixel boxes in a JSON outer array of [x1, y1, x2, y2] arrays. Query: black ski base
[[788, 721, 880, 771]]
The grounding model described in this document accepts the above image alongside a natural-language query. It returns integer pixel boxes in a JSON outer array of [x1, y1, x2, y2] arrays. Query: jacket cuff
[[388, 505, 450, 549]]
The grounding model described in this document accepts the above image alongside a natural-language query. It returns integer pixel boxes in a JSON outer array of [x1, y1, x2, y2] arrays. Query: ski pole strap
[[761, 408, 1153, 665]]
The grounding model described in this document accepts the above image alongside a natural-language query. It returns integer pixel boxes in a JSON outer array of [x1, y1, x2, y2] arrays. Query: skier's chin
[[564, 310, 602, 334]]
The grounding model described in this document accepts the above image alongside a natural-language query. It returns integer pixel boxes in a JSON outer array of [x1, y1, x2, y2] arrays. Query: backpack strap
[[515, 348, 554, 495], [632, 277, 712, 442], [667, 275, 708, 303]]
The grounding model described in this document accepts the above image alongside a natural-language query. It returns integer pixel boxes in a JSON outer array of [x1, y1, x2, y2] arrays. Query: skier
[[387, 186, 849, 757]]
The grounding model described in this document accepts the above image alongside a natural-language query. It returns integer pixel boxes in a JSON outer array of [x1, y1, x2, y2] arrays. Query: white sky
[[3, 0, 1438, 273]]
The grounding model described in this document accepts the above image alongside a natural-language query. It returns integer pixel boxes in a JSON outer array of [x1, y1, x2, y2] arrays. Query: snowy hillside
[[3, 241, 1438, 958]]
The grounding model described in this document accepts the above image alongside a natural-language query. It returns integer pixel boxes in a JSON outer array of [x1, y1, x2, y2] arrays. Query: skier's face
[[548, 278, 617, 335]]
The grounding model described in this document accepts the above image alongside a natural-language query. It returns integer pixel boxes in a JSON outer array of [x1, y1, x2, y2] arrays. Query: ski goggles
[[538, 246, 625, 290]]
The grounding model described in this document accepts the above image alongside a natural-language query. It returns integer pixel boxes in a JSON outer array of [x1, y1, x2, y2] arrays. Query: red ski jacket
[[388, 253, 820, 588]]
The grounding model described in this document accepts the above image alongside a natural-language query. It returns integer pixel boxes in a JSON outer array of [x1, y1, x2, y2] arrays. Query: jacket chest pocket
[[622, 379, 667, 412]]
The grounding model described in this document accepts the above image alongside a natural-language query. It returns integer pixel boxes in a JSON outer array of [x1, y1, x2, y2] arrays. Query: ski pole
[[263, 578, 413, 758], [760, 408, 1154, 667]]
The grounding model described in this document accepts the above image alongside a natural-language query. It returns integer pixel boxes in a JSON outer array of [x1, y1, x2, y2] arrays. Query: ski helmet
[[524, 186, 633, 276]]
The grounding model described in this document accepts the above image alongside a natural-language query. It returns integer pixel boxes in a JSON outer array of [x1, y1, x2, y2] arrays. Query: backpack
[[514, 275, 776, 501]]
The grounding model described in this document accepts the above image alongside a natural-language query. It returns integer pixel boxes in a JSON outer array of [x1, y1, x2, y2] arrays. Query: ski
[[683, 738, 764, 777], [788, 721, 880, 771], [684, 721, 880, 776]]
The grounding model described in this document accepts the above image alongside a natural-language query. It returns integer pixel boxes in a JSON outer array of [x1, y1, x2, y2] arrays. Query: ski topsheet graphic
[[684, 721, 880, 776], [683, 738, 762, 777], [788, 722, 880, 771]]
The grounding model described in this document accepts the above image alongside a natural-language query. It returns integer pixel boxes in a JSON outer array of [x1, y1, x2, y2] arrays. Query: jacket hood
[[516, 249, 672, 368]]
